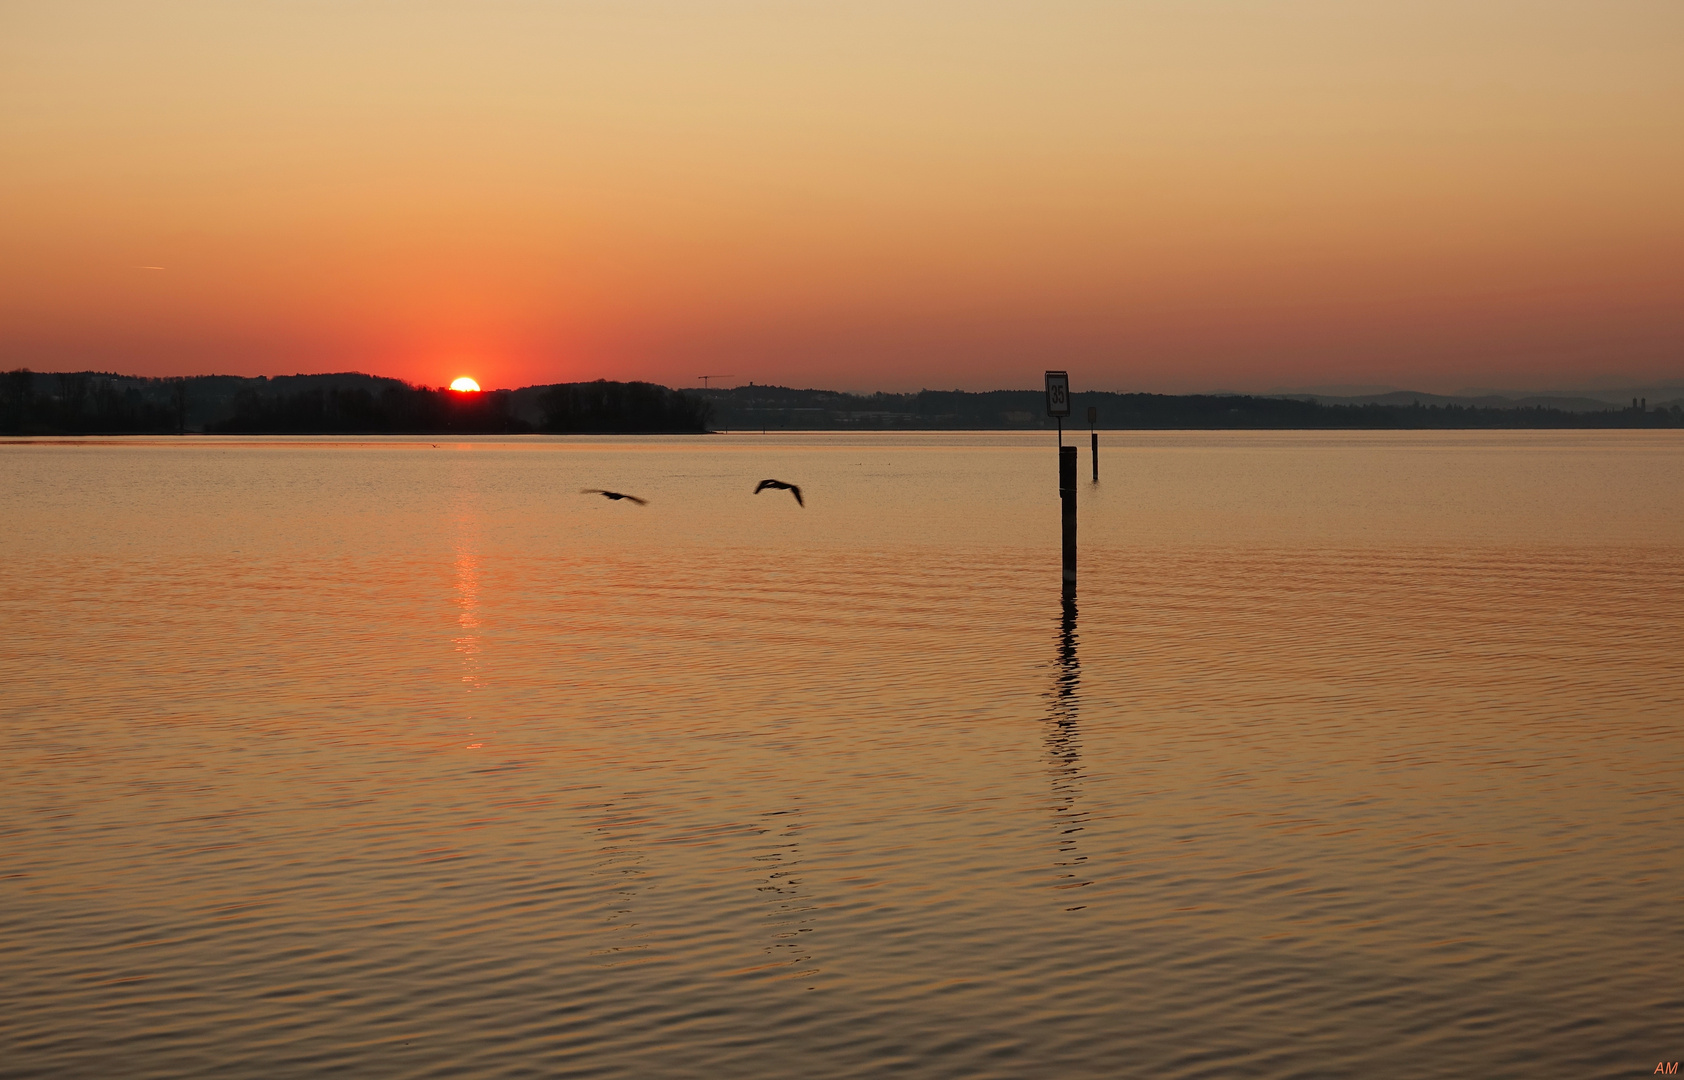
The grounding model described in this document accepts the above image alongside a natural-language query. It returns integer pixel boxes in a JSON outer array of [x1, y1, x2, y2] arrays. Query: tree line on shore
[[4, 368, 1680, 435], [0, 370, 712, 435], [696, 385, 1684, 430], [197, 380, 711, 435]]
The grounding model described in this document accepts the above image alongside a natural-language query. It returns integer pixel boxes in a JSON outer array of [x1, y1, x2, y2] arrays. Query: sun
[[449, 377, 481, 392]]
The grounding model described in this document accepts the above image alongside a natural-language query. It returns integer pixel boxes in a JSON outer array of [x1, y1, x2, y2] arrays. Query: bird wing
[[582, 488, 647, 504], [790, 485, 803, 507], [753, 480, 773, 494]]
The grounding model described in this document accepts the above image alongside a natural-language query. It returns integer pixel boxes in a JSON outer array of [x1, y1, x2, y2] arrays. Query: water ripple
[[2, 433, 1681, 1079]]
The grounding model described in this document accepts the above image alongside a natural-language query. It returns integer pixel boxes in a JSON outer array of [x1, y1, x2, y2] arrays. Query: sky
[[2, 1, 1681, 394]]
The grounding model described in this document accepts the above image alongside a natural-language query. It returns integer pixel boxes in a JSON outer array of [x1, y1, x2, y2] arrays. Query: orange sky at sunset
[[3, 1, 1681, 393]]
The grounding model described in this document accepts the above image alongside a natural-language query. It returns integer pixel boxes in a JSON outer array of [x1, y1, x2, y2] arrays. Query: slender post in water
[[1060, 445, 1078, 587], [1045, 370, 1075, 591], [1087, 405, 1097, 481]]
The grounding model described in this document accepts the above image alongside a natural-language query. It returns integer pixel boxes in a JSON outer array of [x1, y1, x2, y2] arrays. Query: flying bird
[[581, 488, 647, 505], [754, 479, 803, 507]]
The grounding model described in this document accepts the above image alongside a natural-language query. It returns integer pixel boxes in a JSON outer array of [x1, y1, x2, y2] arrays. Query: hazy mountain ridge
[[1278, 390, 1642, 413], [1270, 384, 1684, 411], [697, 385, 1682, 430], [3, 369, 1681, 435], [0, 371, 710, 435]]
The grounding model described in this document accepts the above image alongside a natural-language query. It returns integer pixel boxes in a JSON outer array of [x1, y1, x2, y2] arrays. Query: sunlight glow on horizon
[[2, 1, 1681, 393], [449, 377, 481, 393]]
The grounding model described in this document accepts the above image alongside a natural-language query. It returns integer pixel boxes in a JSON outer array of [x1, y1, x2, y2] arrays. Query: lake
[[3, 431, 1681, 1079]]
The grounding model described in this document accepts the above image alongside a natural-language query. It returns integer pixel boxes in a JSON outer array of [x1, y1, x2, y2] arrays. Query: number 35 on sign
[[1045, 370, 1071, 418]]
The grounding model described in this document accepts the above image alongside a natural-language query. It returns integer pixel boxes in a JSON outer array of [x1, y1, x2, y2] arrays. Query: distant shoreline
[[3, 369, 1681, 435]]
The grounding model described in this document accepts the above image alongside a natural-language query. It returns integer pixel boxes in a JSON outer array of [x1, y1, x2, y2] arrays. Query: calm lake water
[[3, 431, 1682, 1079]]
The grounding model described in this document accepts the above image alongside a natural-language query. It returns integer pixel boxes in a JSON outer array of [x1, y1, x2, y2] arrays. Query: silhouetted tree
[[537, 380, 712, 433], [207, 382, 531, 434], [1, 368, 33, 432], [55, 372, 90, 427], [169, 378, 188, 434]]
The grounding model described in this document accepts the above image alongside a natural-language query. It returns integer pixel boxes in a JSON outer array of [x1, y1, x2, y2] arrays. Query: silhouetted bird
[[754, 479, 803, 507], [581, 488, 648, 505]]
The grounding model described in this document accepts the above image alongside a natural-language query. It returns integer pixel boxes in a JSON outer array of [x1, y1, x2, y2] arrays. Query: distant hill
[[696, 384, 1682, 430], [0, 371, 710, 435], [1269, 383, 1684, 413], [3, 368, 1680, 434], [1279, 389, 1623, 414], [1275, 389, 1645, 413]]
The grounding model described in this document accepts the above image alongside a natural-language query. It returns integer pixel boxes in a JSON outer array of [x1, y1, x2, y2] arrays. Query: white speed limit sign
[[1044, 370, 1071, 418]]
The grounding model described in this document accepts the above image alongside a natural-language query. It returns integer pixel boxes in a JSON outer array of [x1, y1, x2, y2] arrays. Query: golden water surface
[[3, 432, 1681, 1079]]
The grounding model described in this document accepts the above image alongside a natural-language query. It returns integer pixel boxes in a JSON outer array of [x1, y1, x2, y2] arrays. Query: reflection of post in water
[[587, 795, 653, 967], [1045, 590, 1093, 910], [753, 802, 818, 982]]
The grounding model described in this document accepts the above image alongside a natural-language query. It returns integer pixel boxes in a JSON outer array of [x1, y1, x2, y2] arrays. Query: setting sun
[[449, 377, 481, 392]]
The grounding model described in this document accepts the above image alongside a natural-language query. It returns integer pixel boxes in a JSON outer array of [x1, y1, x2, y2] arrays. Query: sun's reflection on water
[[452, 498, 485, 692]]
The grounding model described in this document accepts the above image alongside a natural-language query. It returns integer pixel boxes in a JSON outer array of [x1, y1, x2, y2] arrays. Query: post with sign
[[1087, 405, 1098, 482], [1045, 371, 1076, 589]]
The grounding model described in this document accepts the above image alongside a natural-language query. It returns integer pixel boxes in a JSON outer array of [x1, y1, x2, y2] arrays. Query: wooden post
[[1086, 405, 1097, 481], [1046, 370, 1076, 592], [1060, 444, 1077, 587]]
